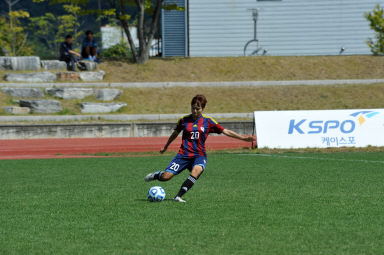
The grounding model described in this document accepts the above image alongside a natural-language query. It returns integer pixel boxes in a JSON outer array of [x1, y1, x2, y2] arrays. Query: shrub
[[101, 42, 132, 59], [365, 4, 384, 55]]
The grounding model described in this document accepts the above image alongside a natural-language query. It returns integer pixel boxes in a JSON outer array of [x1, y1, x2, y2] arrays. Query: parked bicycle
[[244, 8, 267, 56]]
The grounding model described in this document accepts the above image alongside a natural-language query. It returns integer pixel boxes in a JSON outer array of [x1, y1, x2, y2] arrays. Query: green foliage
[[26, 0, 184, 61], [9, 10, 30, 19], [29, 3, 83, 58], [163, 3, 184, 11], [365, 4, 384, 55], [102, 42, 132, 59], [57, 4, 82, 43], [33, 0, 89, 4], [33, 0, 182, 64], [0, 17, 10, 55], [0, 9, 33, 56], [58, 108, 76, 115], [29, 13, 59, 57]]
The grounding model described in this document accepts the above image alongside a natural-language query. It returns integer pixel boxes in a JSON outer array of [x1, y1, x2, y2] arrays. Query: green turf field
[[1, 152, 384, 254]]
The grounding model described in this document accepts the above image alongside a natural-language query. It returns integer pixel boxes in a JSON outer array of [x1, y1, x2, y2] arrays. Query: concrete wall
[[187, 0, 381, 56], [0, 121, 254, 140]]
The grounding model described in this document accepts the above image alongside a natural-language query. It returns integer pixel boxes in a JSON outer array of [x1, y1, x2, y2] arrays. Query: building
[[161, 0, 382, 57], [101, 26, 160, 56]]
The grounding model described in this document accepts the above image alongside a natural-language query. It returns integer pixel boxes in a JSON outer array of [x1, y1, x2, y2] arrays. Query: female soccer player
[[145, 95, 255, 202]]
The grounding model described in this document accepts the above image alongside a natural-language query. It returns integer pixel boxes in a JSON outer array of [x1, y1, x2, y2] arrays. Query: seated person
[[59, 35, 81, 71], [81, 30, 98, 61]]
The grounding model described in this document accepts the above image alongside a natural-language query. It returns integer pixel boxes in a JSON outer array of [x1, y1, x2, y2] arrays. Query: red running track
[[0, 136, 252, 160]]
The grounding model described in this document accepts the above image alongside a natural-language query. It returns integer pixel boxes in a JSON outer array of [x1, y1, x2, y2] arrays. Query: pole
[[253, 9, 258, 41]]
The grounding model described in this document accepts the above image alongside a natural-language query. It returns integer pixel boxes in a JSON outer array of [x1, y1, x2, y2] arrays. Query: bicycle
[[243, 8, 267, 56]]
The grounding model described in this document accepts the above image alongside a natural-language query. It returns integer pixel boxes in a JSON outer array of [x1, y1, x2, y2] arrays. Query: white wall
[[101, 26, 159, 56], [189, 0, 383, 56]]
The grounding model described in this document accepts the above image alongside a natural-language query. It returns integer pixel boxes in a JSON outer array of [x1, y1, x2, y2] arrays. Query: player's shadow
[[134, 199, 149, 202], [134, 198, 176, 203]]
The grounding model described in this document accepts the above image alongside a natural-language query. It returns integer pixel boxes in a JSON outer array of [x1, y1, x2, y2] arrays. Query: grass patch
[[58, 109, 77, 115], [1, 56, 384, 84], [116, 84, 384, 114], [79, 146, 384, 158], [1, 152, 384, 254], [1, 83, 384, 116], [98, 56, 384, 82]]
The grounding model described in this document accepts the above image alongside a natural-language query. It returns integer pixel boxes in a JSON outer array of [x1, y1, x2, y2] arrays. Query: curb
[[0, 79, 384, 88], [0, 112, 253, 123]]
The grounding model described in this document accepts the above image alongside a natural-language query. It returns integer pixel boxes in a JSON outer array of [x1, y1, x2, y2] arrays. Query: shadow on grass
[[134, 198, 180, 203]]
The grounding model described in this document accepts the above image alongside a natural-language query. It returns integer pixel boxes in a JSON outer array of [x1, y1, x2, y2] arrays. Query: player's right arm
[[160, 130, 181, 154], [160, 117, 184, 154]]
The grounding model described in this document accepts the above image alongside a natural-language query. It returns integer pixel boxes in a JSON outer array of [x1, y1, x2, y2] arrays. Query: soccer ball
[[147, 186, 166, 202]]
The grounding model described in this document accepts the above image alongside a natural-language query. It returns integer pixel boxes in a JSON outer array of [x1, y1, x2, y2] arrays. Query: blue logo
[[288, 119, 355, 134], [288, 111, 380, 135]]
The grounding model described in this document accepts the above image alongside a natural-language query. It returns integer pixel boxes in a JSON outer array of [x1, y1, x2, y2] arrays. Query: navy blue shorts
[[165, 154, 207, 175]]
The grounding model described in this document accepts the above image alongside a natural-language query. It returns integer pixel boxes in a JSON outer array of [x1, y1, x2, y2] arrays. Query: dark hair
[[85, 30, 93, 36], [191, 95, 207, 109], [65, 35, 72, 39]]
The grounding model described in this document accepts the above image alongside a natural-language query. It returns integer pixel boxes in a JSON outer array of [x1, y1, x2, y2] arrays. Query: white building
[[101, 26, 160, 56], [162, 0, 383, 57]]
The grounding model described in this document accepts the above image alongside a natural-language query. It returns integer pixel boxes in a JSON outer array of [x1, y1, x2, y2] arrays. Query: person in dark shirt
[[60, 35, 81, 71], [81, 30, 98, 61]]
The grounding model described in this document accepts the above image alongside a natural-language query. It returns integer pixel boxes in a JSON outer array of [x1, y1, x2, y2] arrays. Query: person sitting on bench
[[59, 35, 81, 71], [81, 30, 99, 62]]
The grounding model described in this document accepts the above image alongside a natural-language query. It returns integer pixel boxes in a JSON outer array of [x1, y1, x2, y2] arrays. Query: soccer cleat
[[144, 172, 155, 182], [173, 196, 186, 203]]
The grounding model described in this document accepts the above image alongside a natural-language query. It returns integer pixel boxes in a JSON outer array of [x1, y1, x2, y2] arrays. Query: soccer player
[[145, 95, 256, 202]]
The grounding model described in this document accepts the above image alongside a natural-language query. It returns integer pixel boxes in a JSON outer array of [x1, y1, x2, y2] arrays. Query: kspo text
[[288, 119, 355, 134]]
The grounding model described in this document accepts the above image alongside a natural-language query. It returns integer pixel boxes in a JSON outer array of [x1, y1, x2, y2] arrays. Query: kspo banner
[[254, 109, 384, 148]]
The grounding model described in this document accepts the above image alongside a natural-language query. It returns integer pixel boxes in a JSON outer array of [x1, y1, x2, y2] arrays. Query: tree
[[0, 16, 10, 55], [58, 4, 83, 45], [29, 13, 59, 57], [35, 0, 182, 64], [115, 0, 163, 64], [1, 0, 33, 56], [29, 3, 85, 58], [365, 4, 384, 55]]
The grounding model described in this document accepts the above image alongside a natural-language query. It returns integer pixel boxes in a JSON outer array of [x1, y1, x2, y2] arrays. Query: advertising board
[[254, 109, 384, 148]]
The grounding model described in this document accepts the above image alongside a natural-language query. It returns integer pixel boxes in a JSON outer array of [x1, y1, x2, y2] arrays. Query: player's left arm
[[222, 129, 256, 142]]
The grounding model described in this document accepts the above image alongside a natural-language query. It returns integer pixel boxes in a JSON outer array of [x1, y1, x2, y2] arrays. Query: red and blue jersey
[[175, 114, 225, 158]]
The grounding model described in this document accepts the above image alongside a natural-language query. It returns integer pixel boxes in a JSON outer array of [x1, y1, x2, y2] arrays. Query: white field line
[[237, 153, 384, 164]]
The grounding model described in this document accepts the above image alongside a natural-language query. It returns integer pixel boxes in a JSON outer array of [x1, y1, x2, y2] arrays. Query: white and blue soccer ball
[[147, 186, 166, 202]]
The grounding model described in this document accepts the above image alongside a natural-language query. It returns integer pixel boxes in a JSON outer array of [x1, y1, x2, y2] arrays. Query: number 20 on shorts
[[170, 162, 180, 171]]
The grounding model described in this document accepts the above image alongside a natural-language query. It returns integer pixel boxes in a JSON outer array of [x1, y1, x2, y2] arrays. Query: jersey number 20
[[190, 131, 199, 140]]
